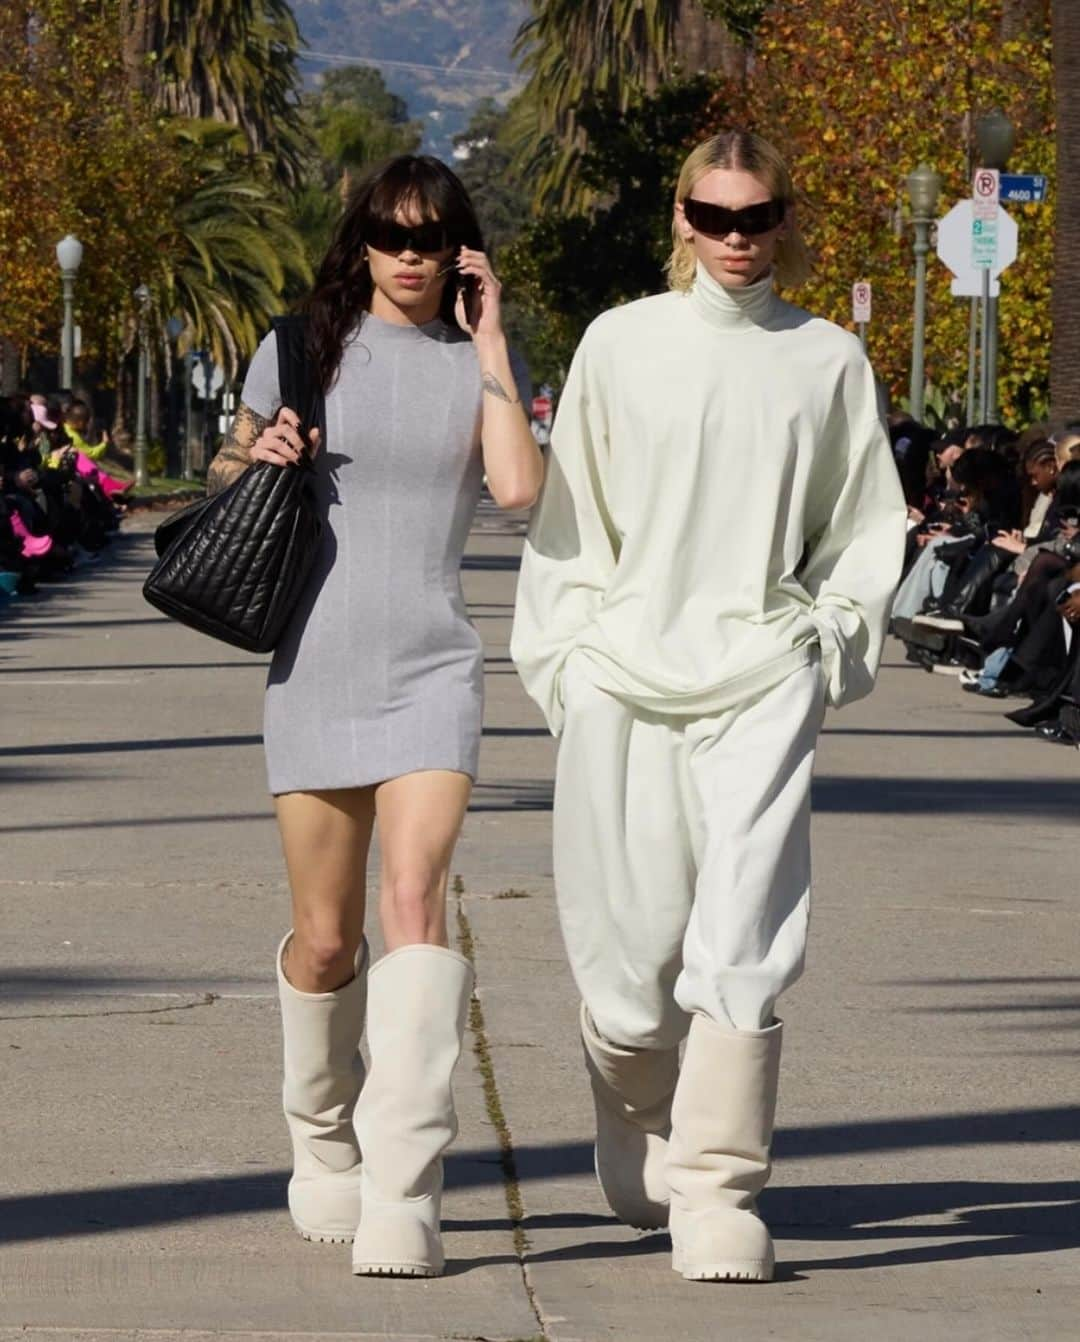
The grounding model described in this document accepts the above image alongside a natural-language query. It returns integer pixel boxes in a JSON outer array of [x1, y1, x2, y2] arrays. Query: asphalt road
[[1, 505, 1077, 1341]]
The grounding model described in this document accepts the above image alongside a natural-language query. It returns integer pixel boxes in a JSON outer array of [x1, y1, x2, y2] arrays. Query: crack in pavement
[[454, 877, 549, 1342], [0, 993, 219, 1023]]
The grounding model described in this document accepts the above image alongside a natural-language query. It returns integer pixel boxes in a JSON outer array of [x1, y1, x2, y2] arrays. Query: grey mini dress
[[239, 313, 528, 795]]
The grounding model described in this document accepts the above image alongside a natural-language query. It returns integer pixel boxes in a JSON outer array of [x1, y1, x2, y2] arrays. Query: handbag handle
[[272, 315, 326, 453]]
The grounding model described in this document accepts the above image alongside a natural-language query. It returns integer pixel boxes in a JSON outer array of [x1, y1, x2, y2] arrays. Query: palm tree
[[511, 0, 762, 208], [121, 0, 309, 188], [1051, 0, 1080, 419], [158, 121, 312, 377], [512, 0, 679, 207]]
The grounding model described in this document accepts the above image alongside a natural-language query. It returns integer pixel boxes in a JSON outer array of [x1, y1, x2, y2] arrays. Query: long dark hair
[[304, 155, 485, 394]]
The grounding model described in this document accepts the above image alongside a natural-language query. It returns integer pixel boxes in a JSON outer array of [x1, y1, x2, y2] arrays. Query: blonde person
[[1053, 429, 1080, 469], [511, 131, 906, 1284], [207, 155, 541, 1278]]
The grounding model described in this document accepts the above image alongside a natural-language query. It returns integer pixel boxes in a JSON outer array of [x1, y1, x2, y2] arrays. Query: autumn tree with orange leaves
[[0, 1, 180, 367], [743, 0, 1053, 423]]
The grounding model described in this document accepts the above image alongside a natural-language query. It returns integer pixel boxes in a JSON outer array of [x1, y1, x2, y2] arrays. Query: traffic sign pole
[[980, 268, 992, 423], [972, 168, 1000, 425], [852, 281, 872, 352]]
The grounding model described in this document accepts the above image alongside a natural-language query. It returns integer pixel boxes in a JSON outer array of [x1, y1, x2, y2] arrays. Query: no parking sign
[[852, 281, 872, 324]]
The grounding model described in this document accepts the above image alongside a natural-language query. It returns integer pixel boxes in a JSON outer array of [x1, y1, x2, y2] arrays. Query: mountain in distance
[[291, 0, 530, 156]]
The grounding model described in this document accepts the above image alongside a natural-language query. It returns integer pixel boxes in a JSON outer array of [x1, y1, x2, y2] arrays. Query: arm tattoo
[[481, 372, 520, 406], [206, 402, 271, 495]]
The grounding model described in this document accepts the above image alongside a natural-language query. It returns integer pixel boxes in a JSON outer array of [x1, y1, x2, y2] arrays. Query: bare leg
[[374, 770, 473, 950], [275, 788, 376, 992]]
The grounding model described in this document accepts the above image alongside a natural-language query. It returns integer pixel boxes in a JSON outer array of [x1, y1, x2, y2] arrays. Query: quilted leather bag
[[142, 316, 324, 653]]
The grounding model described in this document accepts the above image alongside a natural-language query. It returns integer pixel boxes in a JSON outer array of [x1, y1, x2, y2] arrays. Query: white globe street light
[[55, 234, 84, 390]]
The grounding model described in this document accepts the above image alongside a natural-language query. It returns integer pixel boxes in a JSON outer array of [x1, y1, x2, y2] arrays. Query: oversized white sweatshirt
[[510, 261, 908, 736]]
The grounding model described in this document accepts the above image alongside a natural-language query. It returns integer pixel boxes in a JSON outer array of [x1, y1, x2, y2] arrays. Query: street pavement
[[1, 503, 1078, 1342]]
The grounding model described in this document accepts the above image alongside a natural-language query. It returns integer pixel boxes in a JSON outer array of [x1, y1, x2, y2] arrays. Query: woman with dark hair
[[206, 155, 541, 1277]]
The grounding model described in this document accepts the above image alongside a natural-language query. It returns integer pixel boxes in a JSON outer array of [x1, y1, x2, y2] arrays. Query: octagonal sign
[[936, 200, 1018, 297]]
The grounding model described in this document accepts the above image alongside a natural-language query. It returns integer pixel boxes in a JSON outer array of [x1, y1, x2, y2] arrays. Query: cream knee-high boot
[[581, 1004, 679, 1230], [351, 944, 473, 1277], [666, 1015, 782, 1283], [277, 931, 368, 1243]]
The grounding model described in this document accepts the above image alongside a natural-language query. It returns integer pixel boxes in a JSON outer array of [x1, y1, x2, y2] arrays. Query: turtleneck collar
[[687, 259, 779, 332]]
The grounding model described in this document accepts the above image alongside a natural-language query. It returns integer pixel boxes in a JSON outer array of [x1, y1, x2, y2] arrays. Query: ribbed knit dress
[[239, 313, 528, 795]]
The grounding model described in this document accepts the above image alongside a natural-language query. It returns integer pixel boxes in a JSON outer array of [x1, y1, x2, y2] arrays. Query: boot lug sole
[[680, 1265, 774, 1283], [293, 1220, 356, 1245], [352, 1261, 442, 1277], [673, 1254, 774, 1283]]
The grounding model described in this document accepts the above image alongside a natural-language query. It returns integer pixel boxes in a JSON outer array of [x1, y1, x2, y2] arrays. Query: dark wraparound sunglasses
[[366, 218, 452, 255], [682, 197, 786, 238]]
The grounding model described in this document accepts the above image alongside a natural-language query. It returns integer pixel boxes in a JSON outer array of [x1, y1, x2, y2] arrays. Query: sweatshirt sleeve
[[510, 330, 620, 736], [799, 402, 907, 710]]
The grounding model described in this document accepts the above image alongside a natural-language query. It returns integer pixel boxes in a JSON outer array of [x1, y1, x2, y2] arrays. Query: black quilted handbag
[[142, 316, 324, 653]]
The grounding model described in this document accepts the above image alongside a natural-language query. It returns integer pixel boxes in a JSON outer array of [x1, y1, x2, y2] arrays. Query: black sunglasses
[[682, 197, 786, 238], [366, 218, 452, 255]]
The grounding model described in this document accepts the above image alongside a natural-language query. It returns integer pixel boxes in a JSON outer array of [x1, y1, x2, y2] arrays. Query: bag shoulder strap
[[271, 314, 325, 442]]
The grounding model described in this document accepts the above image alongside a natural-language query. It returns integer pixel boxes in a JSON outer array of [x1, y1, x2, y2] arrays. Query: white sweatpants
[[553, 656, 825, 1049]]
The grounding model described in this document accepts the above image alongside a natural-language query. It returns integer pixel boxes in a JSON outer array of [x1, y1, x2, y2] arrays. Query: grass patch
[[129, 476, 204, 498]]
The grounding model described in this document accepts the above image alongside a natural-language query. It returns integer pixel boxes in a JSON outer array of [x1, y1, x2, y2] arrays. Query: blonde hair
[[1054, 431, 1080, 468], [666, 130, 812, 292]]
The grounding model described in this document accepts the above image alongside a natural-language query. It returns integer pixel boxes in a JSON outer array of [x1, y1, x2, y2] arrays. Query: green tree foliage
[[501, 76, 725, 384], [161, 121, 312, 376], [309, 66, 423, 194], [292, 65, 424, 274], [511, 0, 680, 208], [699, 0, 768, 44], [452, 98, 530, 261]]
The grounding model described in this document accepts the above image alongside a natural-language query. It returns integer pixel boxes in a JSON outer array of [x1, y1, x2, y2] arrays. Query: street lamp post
[[55, 234, 84, 391], [975, 110, 1016, 424], [906, 163, 942, 425], [134, 284, 152, 488], [165, 316, 185, 478]]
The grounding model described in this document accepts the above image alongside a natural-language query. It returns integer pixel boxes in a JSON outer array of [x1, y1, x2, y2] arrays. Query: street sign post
[[973, 169, 999, 423], [851, 281, 872, 350]]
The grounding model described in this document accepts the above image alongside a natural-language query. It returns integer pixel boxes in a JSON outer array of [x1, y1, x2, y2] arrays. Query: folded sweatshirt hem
[[566, 642, 816, 719]]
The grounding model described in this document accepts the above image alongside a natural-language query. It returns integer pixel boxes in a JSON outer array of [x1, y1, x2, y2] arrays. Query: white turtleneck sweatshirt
[[510, 262, 908, 736]]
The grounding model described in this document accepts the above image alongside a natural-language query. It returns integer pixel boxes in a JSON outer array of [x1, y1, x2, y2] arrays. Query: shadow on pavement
[[0, 734, 263, 758], [812, 775, 1075, 818], [2, 1120, 1077, 1249], [462, 553, 521, 572], [0, 661, 264, 674]]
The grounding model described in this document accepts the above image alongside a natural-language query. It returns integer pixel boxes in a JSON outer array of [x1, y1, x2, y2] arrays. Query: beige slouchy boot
[[666, 1015, 782, 1283], [277, 931, 368, 1243], [581, 1004, 679, 1229], [351, 944, 474, 1277]]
